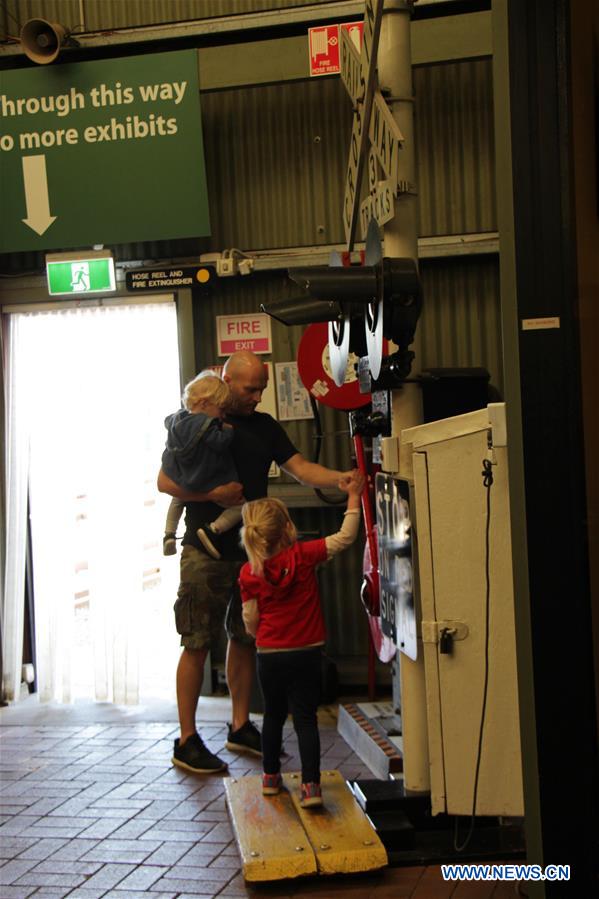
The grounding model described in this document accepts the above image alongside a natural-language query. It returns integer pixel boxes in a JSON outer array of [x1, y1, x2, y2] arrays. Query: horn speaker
[[20, 18, 67, 65]]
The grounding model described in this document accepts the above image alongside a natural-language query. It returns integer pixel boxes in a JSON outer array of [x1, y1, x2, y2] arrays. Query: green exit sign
[[46, 251, 116, 296]]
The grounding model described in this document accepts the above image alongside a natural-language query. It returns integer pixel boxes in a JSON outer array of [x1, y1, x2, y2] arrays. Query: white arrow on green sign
[[0, 49, 210, 254], [22, 154, 57, 236]]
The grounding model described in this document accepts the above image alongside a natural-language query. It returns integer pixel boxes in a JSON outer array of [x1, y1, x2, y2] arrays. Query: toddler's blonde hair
[[183, 371, 230, 411], [241, 498, 297, 575]]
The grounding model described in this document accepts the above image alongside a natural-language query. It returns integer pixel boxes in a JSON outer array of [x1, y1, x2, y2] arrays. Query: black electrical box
[[420, 367, 491, 423]]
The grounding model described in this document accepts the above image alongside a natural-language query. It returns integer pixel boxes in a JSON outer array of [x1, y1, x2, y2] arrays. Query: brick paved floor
[[0, 706, 387, 899], [0, 705, 518, 898]]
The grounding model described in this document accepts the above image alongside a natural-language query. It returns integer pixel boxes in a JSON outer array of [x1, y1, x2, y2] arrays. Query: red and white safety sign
[[308, 21, 363, 77], [216, 313, 272, 356]]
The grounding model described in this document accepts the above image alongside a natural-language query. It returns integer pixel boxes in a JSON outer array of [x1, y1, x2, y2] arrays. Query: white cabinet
[[402, 405, 524, 817]]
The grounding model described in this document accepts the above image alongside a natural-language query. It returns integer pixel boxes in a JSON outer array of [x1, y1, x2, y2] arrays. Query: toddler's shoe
[[262, 773, 283, 796], [163, 533, 177, 556], [197, 525, 224, 560], [300, 782, 322, 808]]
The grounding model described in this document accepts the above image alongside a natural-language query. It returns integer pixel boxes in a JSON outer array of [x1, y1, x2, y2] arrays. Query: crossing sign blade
[[369, 90, 404, 187], [342, 0, 384, 249], [340, 26, 363, 104]]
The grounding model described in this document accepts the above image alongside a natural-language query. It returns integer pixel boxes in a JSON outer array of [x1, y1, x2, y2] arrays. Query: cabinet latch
[[421, 620, 469, 647]]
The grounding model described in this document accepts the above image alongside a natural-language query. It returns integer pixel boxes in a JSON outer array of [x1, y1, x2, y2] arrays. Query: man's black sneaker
[[225, 720, 262, 757], [197, 525, 224, 560], [172, 733, 227, 774]]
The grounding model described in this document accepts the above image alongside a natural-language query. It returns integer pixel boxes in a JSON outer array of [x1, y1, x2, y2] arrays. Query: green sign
[[46, 253, 116, 295], [0, 50, 210, 253]]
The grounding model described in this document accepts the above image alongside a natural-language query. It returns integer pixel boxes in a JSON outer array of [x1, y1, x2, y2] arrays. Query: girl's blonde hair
[[241, 498, 297, 575], [182, 371, 230, 411]]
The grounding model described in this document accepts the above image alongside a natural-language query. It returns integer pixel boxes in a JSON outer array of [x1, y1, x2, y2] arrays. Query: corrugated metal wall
[[0, 52, 496, 257], [191, 262, 502, 463], [0, 5, 500, 673], [191, 271, 353, 472], [200, 59, 496, 249], [416, 257, 502, 393], [3, 0, 327, 32], [188, 251, 501, 662], [292, 505, 367, 660], [7, 58, 490, 261], [416, 60, 497, 235], [191, 271, 366, 661], [197, 57, 503, 395], [201, 78, 351, 251]]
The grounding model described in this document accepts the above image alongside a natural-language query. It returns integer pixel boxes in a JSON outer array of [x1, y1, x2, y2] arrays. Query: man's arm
[[281, 453, 352, 489], [157, 468, 244, 506]]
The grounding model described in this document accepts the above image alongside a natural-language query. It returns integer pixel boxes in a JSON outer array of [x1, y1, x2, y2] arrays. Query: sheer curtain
[[2, 315, 30, 702], [2, 300, 181, 704]]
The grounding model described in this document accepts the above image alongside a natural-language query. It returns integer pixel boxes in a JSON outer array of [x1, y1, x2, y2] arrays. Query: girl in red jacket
[[239, 471, 363, 808]]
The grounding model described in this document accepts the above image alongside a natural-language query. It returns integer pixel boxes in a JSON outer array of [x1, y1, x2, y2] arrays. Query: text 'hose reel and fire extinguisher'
[[261, 221, 422, 665]]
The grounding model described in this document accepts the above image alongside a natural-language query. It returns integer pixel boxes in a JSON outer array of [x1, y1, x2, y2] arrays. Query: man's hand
[[282, 455, 356, 489], [338, 470, 365, 495], [210, 481, 244, 507]]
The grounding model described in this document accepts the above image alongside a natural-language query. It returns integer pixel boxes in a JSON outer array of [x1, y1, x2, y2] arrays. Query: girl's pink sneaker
[[300, 782, 322, 808], [262, 773, 283, 795]]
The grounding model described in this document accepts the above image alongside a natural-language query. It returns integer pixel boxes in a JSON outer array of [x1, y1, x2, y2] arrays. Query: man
[[157, 350, 354, 774]]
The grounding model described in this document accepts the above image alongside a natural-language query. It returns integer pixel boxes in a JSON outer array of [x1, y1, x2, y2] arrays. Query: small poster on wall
[[256, 362, 277, 420], [275, 362, 313, 421]]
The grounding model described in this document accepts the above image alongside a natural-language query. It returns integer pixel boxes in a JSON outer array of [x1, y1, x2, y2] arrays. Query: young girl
[[162, 372, 242, 559], [239, 471, 364, 808]]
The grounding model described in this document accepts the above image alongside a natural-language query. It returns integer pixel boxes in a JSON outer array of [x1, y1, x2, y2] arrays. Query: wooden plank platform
[[223, 774, 317, 882], [225, 770, 387, 882], [283, 770, 388, 876]]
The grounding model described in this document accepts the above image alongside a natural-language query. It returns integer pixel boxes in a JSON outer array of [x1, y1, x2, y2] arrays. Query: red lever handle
[[353, 434, 379, 613]]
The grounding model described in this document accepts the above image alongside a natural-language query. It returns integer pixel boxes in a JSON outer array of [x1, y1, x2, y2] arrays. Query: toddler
[[162, 371, 242, 559]]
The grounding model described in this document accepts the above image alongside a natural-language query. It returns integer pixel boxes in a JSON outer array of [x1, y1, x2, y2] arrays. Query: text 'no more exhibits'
[[0, 80, 188, 152]]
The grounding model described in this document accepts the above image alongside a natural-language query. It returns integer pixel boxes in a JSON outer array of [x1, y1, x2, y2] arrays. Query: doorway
[[4, 298, 183, 704]]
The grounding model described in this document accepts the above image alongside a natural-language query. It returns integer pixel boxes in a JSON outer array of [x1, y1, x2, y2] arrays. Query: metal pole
[[379, 0, 418, 266], [379, 0, 430, 794]]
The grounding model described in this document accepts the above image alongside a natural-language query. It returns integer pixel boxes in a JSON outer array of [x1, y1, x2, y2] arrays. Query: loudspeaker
[[20, 19, 67, 65]]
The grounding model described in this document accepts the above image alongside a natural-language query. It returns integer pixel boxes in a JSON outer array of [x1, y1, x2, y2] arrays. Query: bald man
[[158, 350, 353, 774]]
